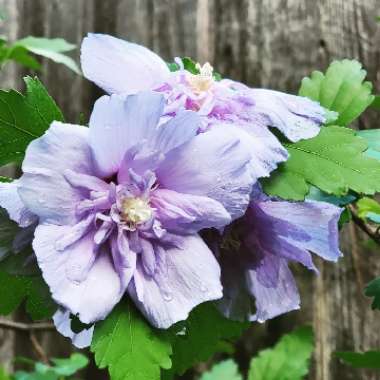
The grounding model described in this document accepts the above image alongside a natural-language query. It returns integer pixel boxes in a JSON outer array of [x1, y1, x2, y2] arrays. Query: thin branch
[[30, 331, 49, 364], [348, 205, 380, 246], [0, 319, 54, 332]]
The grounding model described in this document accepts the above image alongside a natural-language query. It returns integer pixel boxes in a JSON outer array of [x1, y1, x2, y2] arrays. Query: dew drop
[[163, 292, 173, 302], [55, 241, 65, 252], [200, 284, 208, 293]]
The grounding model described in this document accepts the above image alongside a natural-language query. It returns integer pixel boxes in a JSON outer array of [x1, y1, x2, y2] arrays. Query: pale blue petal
[[157, 125, 253, 220], [89, 92, 165, 177], [128, 234, 223, 328], [81, 33, 170, 95]]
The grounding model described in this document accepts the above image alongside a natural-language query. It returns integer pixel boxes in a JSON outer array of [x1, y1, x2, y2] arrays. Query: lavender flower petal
[[18, 122, 92, 225], [218, 187, 342, 322], [246, 257, 300, 322], [81, 33, 170, 95], [53, 309, 94, 349], [0, 181, 37, 227], [157, 124, 253, 220], [250, 88, 326, 142], [33, 224, 124, 324], [151, 189, 231, 234], [89, 92, 165, 177], [128, 234, 223, 328]]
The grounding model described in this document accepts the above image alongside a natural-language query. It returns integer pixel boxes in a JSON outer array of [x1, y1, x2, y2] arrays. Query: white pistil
[[187, 62, 214, 94]]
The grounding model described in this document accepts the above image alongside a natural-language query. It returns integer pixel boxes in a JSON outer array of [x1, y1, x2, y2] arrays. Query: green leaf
[[336, 351, 380, 369], [167, 62, 180, 72], [263, 170, 309, 201], [262, 126, 380, 200], [181, 57, 200, 74], [0, 176, 12, 183], [248, 326, 314, 380], [357, 129, 380, 161], [370, 95, 380, 110], [307, 186, 356, 206], [299, 59, 374, 126], [0, 256, 55, 320], [200, 359, 242, 380], [365, 277, 380, 310], [356, 197, 380, 219], [91, 299, 172, 380], [14, 354, 88, 380], [50, 353, 89, 376], [13, 37, 80, 74], [0, 366, 11, 380], [0, 76, 63, 165], [168, 303, 248, 376], [7, 46, 41, 70], [14, 370, 57, 380]]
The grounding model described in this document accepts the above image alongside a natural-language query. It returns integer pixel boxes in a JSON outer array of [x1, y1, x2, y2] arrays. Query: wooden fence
[[0, 1, 380, 379]]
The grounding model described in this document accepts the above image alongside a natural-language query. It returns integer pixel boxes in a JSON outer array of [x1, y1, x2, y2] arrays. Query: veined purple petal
[[128, 234, 223, 328], [110, 232, 136, 290], [81, 33, 170, 95], [89, 92, 165, 178], [53, 309, 94, 349], [259, 199, 343, 262], [0, 181, 37, 227], [151, 189, 231, 234], [247, 257, 300, 322], [232, 124, 288, 179], [218, 187, 342, 322], [18, 122, 93, 225], [33, 224, 123, 324], [157, 124, 253, 220], [248, 88, 326, 142], [152, 110, 202, 153]]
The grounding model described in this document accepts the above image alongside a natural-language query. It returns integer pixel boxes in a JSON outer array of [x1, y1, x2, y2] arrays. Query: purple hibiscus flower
[[0, 91, 254, 330], [81, 33, 332, 180], [215, 186, 343, 322]]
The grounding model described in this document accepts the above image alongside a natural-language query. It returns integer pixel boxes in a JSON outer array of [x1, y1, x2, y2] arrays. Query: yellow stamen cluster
[[187, 62, 214, 94], [121, 197, 152, 224]]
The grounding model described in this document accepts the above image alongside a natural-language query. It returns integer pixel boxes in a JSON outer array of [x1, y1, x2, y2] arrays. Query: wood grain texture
[[0, 1, 379, 379]]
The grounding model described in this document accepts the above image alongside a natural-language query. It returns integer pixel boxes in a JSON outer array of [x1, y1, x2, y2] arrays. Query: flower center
[[187, 62, 214, 94], [120, 197, 153, 224]]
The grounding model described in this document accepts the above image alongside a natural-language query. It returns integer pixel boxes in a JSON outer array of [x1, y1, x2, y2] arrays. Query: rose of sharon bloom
[[215, 186, 343, 322], [0, 91, 254, 331], [81, 33, 332, 181]]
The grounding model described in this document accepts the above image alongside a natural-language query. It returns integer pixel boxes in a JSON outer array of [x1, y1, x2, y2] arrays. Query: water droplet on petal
[[55, 241, 65, 252], [200, 284, 208, 293], [163, 292, 173, 302]]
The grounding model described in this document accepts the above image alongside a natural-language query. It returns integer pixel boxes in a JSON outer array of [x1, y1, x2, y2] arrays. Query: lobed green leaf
[[263, 126, 380, 200], [299, 59, 374, 126], [357, 129, 380, 161], [91, 299, 172, 380], [200, 359, 242, 380], [248, 326, 314, 380], [336, 351, 380, 369], [167, 303, 248, 376], [356, 197, 380, 223], [0, 76, 63, 166], [13, 37, 81, 74]]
